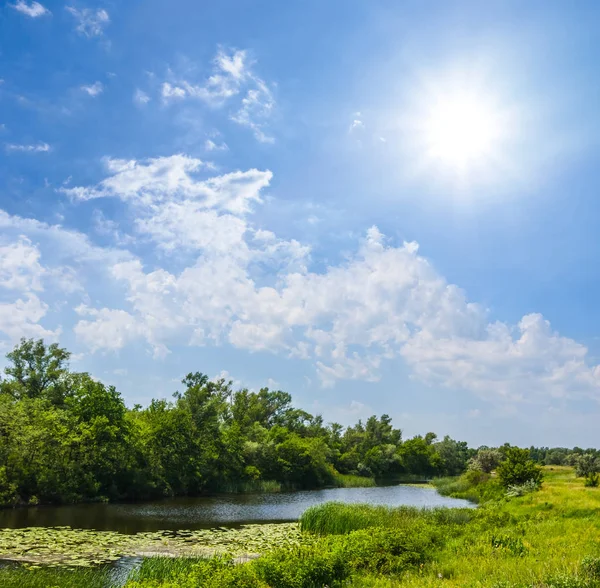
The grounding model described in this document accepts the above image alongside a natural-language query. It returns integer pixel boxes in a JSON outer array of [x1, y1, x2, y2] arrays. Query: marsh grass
[[218, 480, 283, 493], [332, 474, 377, 488], [300, 502, 474, 535], [0, 564, 112, 588]]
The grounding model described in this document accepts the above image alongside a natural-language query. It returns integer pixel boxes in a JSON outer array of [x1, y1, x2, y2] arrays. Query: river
[[0, 485, 472, 534]]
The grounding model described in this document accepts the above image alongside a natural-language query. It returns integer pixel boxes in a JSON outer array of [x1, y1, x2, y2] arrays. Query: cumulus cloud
[[11, 0, 50, 17], [65, 6, 109, 37], [0, 296, 58, 341], [81, 81, 104, 97], [0, 237, 59, 342], [0, 238, 45, 291], [74, 305, 146, 353], [59, 155, 600, 405]]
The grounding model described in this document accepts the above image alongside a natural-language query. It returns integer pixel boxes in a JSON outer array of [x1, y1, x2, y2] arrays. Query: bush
[[468, 449, 503, 473], [496, 447, 543, 489], [254, 543, 348, 588], [575, 453, 600, 478], [334, 527, 432, 574], [581, 555, 600, 579], [506, 479, 541, 497], [584, 472, 599, 488]]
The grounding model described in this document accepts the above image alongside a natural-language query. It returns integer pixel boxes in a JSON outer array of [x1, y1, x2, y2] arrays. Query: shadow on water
[[0, 485, 473, 534]]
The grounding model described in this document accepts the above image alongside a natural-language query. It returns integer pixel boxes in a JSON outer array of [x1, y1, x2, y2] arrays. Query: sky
[[2, 0, 600, 448]]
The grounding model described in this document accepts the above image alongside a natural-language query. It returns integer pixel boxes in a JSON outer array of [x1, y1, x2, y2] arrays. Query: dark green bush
[[496, 447, 543, 489]]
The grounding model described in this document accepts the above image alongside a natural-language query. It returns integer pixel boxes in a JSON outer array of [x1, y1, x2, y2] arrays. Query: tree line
[[0, 339, 597, 507]]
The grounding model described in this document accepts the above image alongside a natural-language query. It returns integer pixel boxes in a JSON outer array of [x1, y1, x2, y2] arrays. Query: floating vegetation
[[0, 523, 305, 568]]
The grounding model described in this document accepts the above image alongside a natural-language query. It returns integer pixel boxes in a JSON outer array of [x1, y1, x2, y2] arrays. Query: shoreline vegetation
[[1, 338, 599, 586], [0, 467, 599, 587], [1, 338, 597, 511]]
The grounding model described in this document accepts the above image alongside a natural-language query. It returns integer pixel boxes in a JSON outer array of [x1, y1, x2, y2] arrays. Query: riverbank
[[2, 467, 599, 587]]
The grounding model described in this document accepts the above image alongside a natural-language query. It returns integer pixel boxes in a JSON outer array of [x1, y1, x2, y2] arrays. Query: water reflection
[[0, 486, 472, 534]]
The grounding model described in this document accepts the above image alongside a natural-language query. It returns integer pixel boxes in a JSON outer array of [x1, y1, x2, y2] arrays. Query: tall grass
[[216, 480, 282, 493], [300, 502, 473, 535], [433, 470, 505, 503], [0, 565, 112, 588], [332, 474, 376, 488]]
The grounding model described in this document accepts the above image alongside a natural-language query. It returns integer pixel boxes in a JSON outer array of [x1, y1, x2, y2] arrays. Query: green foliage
[[581, 555, 600, 579], [490, 533, 528, 556], [468, 448, 504, 473], [575, 454, 600, 480], [254, 543, 348, 588], [584, 472, 599, 487], [0, 338, 474, 507], [433, 470, 505, 503], [496, 447, 543, 489], [299, 501, 473, 536], [506, 479, 542, 497], [0, 565, 111, 588]]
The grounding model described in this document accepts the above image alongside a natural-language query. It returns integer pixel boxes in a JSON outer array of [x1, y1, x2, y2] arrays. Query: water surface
[[0, 485, 472, 534]]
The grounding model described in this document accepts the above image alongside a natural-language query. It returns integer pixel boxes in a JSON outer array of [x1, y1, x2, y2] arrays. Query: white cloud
[[61, 155, 271, 215], [40, 155, 600, 406], [205, 139, 228, 152], [231, 79, 275, 143], [81, 81, 104, 97], [0, 209, 131, 265], [0, 236, 59, 343], [0, 238, 45, 291], [161, 83, 186, 101], [134, 89, 150, 105], [0, 295, 58, 342], [11, 1, 50, 17], [161, 47, 276, 142], [65, 6, 109, 37], [74, 306, 145, 353], [5, 142, 50, 153]]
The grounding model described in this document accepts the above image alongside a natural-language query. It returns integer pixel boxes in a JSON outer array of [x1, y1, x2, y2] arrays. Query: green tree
[[468, 448, 503, 474], [496, 447, 543, 488], [3, 338, 71, 405]]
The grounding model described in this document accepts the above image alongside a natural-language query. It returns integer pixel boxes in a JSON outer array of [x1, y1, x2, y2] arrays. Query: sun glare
[[423, 91, 503, 170]]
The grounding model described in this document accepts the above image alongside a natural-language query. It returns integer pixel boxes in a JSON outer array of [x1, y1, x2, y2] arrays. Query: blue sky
[[2, 0, 600, 447]]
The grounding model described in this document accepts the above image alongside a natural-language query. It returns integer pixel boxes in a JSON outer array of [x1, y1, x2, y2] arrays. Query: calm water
[[0, 486, 472, 534]]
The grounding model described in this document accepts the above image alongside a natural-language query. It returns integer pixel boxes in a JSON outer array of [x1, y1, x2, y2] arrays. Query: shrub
[[581, 555, 600, 579], [334, 527, 432, 574], [467, 449, 503, 473], [506, 479, 541, 497], [490, 534, 527, 556], [584, 472, 599, 488], [496, 447, 543, 489], [254, 543, 348, 588], [575, 453, 600, 478]]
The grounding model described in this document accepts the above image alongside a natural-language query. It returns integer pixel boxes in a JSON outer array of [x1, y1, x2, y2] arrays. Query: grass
[[299, 502, 473, 535], [0, 565, 112, 588], [217, 480, 283, 493], [332, 474, 377, 488], [2, 466, 600, 587]]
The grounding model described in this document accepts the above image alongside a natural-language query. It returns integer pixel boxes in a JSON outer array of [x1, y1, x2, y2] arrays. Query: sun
[[422, 90, 504, 171]]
